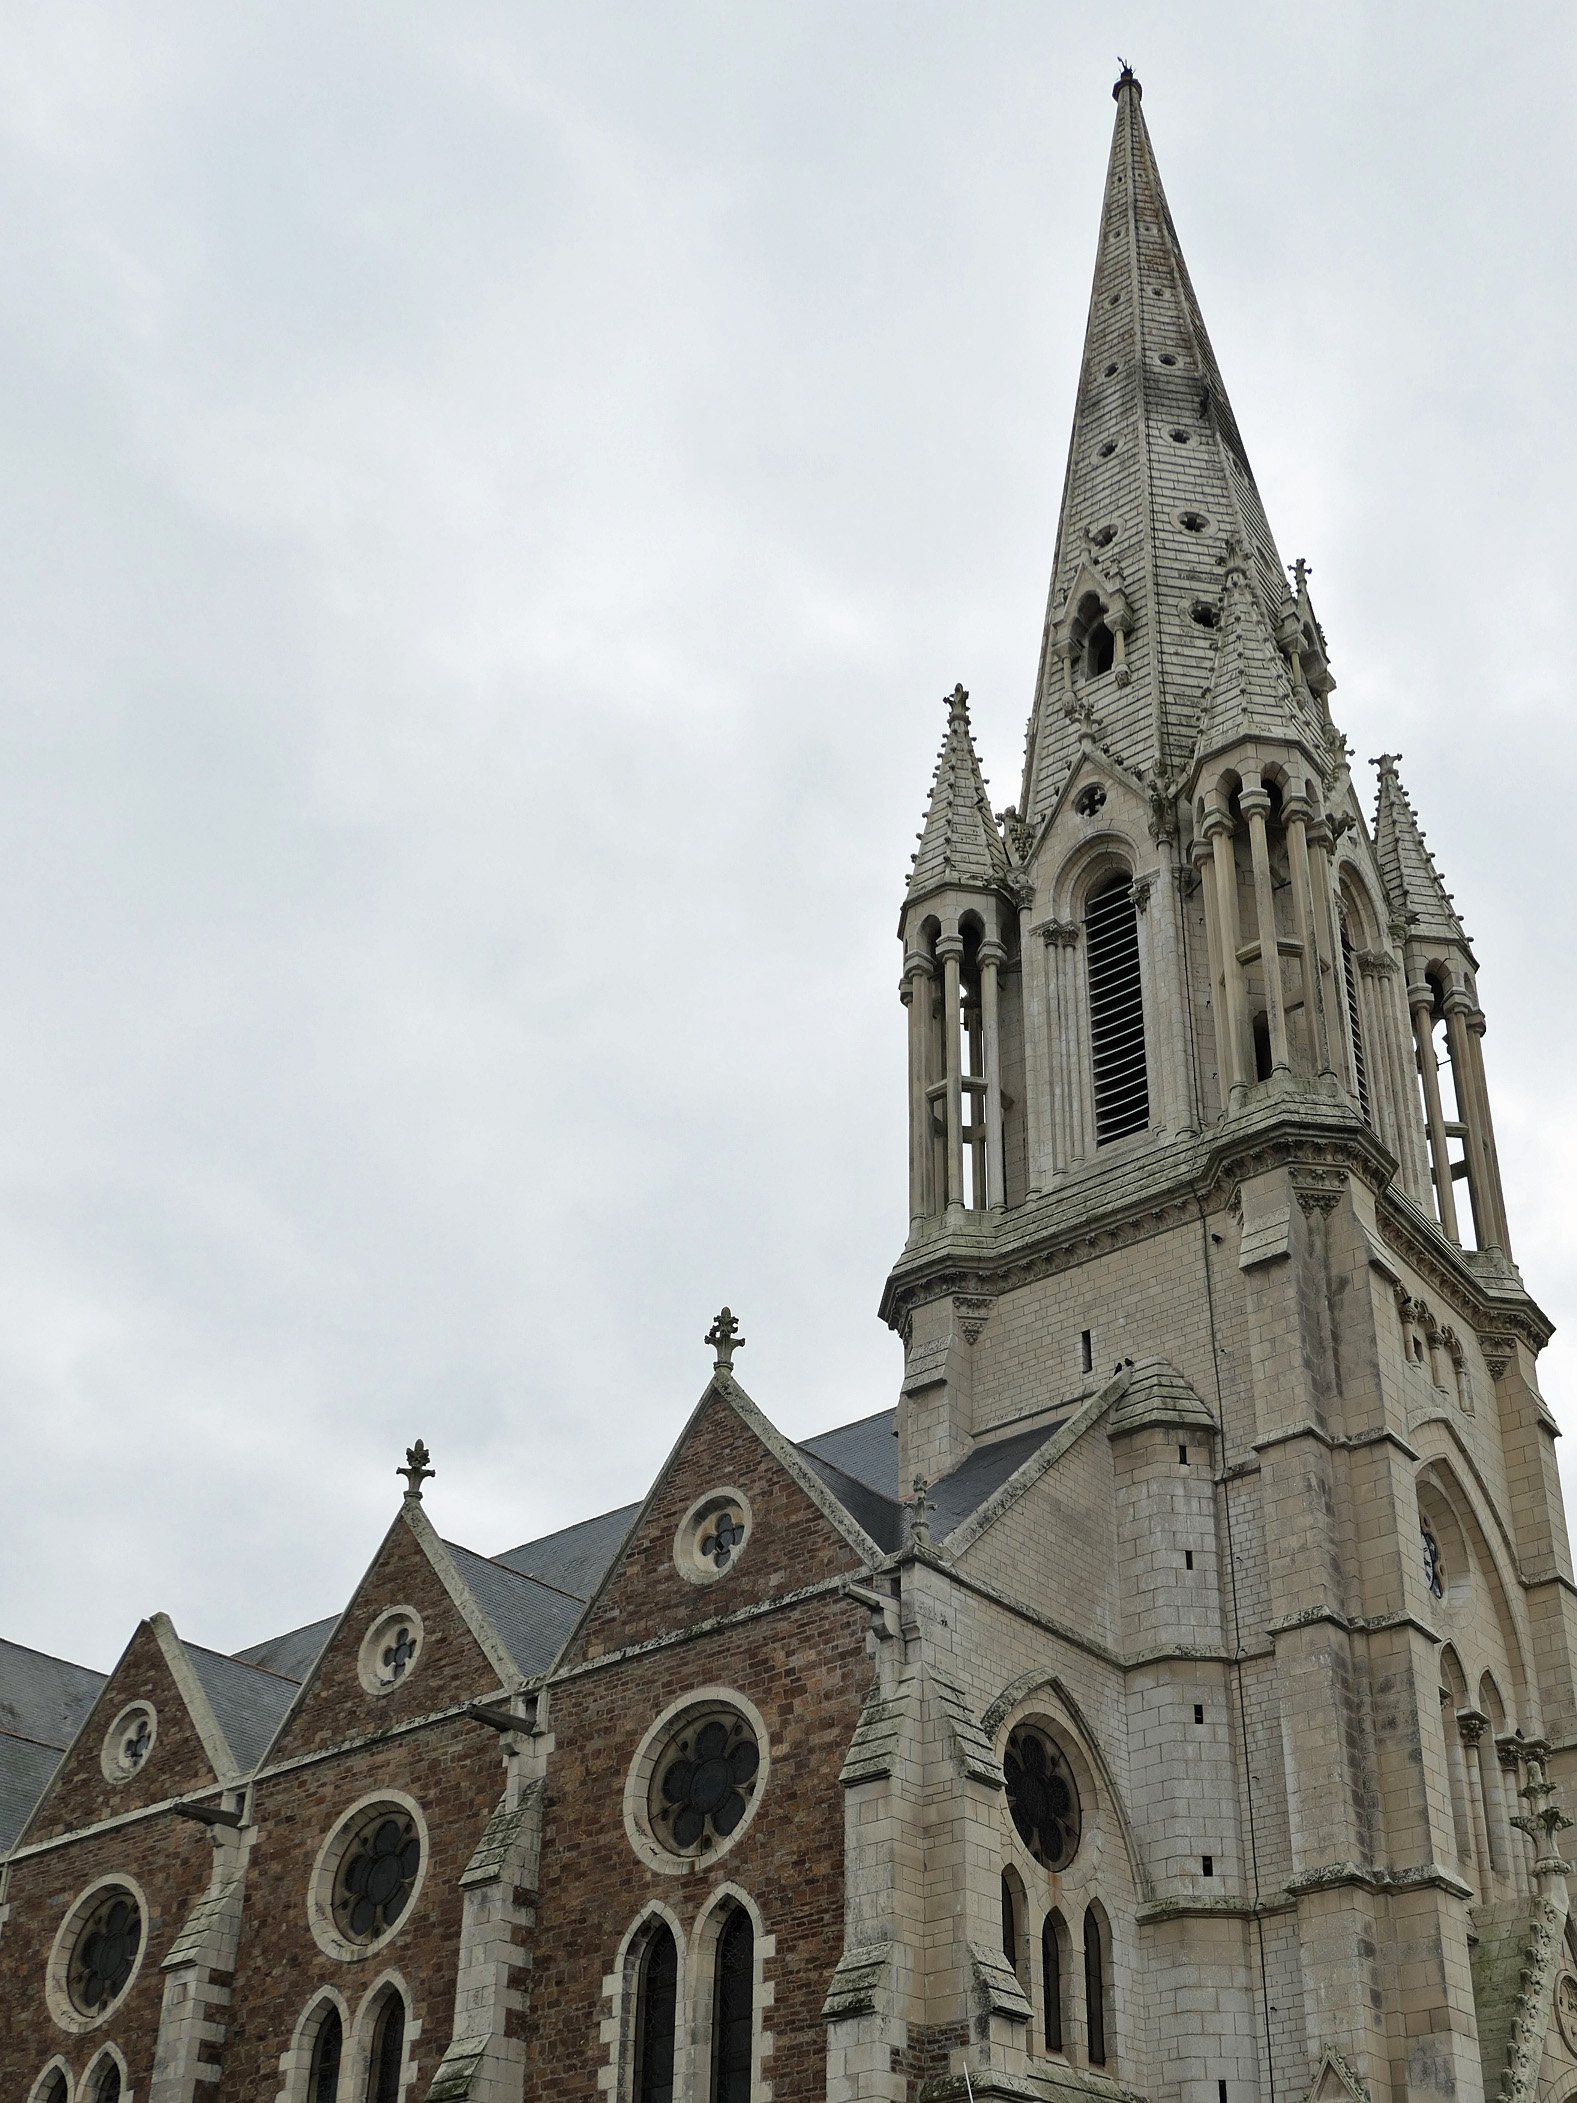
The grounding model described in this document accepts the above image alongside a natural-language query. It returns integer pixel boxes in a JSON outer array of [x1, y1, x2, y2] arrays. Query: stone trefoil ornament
[[706, 1306, 745, 1374], [397, 1440, 435, 1502]]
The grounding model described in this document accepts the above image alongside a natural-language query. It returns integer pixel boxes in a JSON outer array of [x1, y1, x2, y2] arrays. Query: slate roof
[[185, 1644, 302, 1774], [0, 1638, 110, 1852], [907, 685, 1012, 905], [494, 1503, 641, 1599], [234, 1615, 337, 1682], [443, 1541, 586, 1681], [930, 1424, 1065, 1540], [0, 1637, 106, 1749], [0, 1737, 64, 1852], [799, 1409, 898, 1493], [1373, 753, 1469, 949]]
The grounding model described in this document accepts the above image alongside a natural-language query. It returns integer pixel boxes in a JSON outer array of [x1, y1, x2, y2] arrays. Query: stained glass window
[[68, 1891, 142, 2016], [648, 1710, 760, 1859], [636, 1925, 677, 2103], [712, 1909, 754, 2103], [368, 1996, 405, 2103], [1422, 1527, 1445, 1598], [310, 2006, 343, 2103], [334, 1809, 421, 1944], [1042, 1916, 1064, 2054], [1004, 1726, 1081, 1871], [1083, 1909, 1107, 2067]]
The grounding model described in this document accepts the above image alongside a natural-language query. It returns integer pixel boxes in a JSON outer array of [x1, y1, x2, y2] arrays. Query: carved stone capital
[[1479, 1332, 1517, 1380], [1293, 1167, 1349, 1217], [1238, 785, 1273, 823], [953, 1294, 995, 1347], [1456, 1708, 1490, 1746], [1034, 919, 1081, 948], [1129, 873, 1155, 914]]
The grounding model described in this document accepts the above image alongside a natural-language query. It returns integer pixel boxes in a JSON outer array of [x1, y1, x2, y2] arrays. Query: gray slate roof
[[494, 1503, 641, 1599], [443, 1541, 586, 1681], [0, 1637, 107, 1749], [185, 1645, 302, 1774], [0, 1737, 64, 1852], [799, 1409, 898, 1493], [929, 1424, 1064, 1539], [234, 1615, 337, 1682]]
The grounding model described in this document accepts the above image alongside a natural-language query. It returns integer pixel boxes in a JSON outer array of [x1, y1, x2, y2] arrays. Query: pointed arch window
[[711, 1908, 754, 2103], [310, 2007, 343, 2103], [1082, 1908, 1107, 2067], [1041, 1913, 1066, 2054], [92, 2065, 121, 2103], [636, 1925, 678, 2103], [367, 1995, 405, 2103], [35, 2073, 68, 2103], [1086, 874, 1149, 1143]]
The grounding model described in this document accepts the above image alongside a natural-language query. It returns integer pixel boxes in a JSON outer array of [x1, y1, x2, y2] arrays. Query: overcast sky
[[2, 4, 1574, 1672]]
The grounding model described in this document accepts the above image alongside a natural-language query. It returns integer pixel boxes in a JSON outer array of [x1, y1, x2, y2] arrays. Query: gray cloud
[[1, 2, 1573, 1667]]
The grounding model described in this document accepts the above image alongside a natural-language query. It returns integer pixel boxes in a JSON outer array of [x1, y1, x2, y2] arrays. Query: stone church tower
[[877, 59, 1577, 2103], [3, 65, 1576, 2103]]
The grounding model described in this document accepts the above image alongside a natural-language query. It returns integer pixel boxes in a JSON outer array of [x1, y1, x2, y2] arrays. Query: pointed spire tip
[[1113, 60, 1141, 101]]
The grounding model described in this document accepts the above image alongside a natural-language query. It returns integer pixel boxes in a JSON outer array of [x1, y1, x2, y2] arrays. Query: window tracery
[[1005, 1724, 1082, 1870]]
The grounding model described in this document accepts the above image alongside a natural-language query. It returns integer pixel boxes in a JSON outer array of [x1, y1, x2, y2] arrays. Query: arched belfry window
[[310, 2007, 343, 2103], [711, 1908, 754, 2103], [636, 1925, 678, 2103], [1085, 874, 1149, 1143], [1340, 915, 1370, 1124]]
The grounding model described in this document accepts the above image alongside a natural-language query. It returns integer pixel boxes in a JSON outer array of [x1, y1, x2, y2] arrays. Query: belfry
[[3, 66, 1575, 2103]]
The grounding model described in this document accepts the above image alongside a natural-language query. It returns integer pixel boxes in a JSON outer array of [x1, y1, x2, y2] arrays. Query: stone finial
[[398, 1440, 435, 1502], [945, 682, 970, 725], [1112, 60, 1141, 100], [706, 1307, 745, 1374], [1512, 1747, 1575, 1875], [906, 1474, 936, 1545]]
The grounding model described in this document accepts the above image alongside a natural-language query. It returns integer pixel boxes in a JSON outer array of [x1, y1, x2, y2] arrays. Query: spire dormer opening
[[1070, 592, 1116, 680]]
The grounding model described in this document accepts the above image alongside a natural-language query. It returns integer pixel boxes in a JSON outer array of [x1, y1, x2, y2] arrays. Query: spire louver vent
[[1086, 878, 1150, 1143]]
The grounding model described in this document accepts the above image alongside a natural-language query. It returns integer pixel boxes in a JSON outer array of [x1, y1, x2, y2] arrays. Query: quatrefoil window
[[358, 1608, 426, 1695], [100, 1703, 157, 1785], [674, 1490, 754, 1586]]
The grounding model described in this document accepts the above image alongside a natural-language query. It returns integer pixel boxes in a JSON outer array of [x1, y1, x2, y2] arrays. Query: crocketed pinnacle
[[1190, 539, 1309, 766], [1372, 754, 1468, 947], [1020, 69, 1306, 816], [906, 684, 1010, 903]]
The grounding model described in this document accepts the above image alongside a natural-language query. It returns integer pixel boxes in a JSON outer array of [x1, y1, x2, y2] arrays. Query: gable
[[264, 1509, 523, 1765], [18, 1618, 226, 1847], [561, 1384, 878, 1665]]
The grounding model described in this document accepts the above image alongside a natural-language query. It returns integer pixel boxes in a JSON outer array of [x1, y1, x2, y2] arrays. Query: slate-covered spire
[[907, 683, 1010, 903], [1020, 68, 1310, 819], [1372, 754, 1469, 949]]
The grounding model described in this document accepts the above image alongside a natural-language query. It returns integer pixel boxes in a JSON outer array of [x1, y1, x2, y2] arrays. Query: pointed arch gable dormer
[[1050, 559, 1134, 693]]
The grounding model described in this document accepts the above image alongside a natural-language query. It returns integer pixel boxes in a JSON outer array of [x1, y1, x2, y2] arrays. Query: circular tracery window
[[100, 1703, 156, 1784], [674, 1490, 753, 1585], [648, 1708, 761, 1858], [68, 1889, 142, 2017], [357, 1607, 425, 1694], [334, 1808, 422, 1943], [1004, 1725, 1081, 1871], [1421, 1526, 1446, 1599]]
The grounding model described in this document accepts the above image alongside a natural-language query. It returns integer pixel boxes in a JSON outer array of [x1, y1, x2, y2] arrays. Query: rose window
[[333, 1809, 422, 1942], [1004, 1725, 1081, 1871], [68, 1890, 142, 2016], [648, 1709, 760, 1857]]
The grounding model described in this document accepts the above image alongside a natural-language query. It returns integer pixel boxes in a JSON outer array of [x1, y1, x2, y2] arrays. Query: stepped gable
[[1373, 751, 1470, 949], [1022, 66, 1298, 816], [906, 683, 1010, 907]]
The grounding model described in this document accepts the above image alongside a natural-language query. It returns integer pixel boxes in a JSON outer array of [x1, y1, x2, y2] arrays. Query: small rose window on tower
[[1422, 1526, 1446, 1599], [649, 1708, 761, 1858], [1004, 1724, 1081, 1870]]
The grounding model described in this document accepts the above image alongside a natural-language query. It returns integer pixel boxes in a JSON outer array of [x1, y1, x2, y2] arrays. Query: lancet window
[[310, 2006, 343, 2103], [367, 1995, 405, 2103], [1041, 1913, 1067, 2054], [635, 1924, 678, 2103], [711, 1908, 754, 2103], [1082, 1907, 1108, 2067]]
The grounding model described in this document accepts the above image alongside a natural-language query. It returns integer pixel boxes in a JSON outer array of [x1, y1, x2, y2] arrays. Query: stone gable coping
[[819, 1939, 896, 2021], [930, 1669, 1003, 1789], [943, 1370, 1131, 1561], [146, 1614, 243, 1786], [458, 1780, 543, 1889], [399, 1502, 528, 1693], [838, 1672, 916, 1788], [550, 1372, 884, 1670], [967, 1939, 1032, 2024], [161, 1870, 244, 1971]]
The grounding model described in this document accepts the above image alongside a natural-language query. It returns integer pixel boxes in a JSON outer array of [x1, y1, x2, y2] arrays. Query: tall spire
[[1372, 754, 1469, 949], [906, 684, 1010, 904], [1021, 69, 1317, 819]]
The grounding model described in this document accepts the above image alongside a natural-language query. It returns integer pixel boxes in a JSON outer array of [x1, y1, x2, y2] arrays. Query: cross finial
[[1371, 752, 1402, 779], [906, 1473, 936, 1545], [1290, 557, 1311, 593], [706, 1306, 745, 1374], [397, 1439, 435, 1502]]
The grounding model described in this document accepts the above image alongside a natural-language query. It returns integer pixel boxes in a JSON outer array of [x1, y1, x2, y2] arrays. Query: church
[[5, 64, 1577, 2103]]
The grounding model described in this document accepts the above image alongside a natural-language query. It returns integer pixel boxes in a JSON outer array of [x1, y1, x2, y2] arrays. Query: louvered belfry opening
[[1085, 872, 1149, 1144], [1341, 923, 1371, 1125]]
